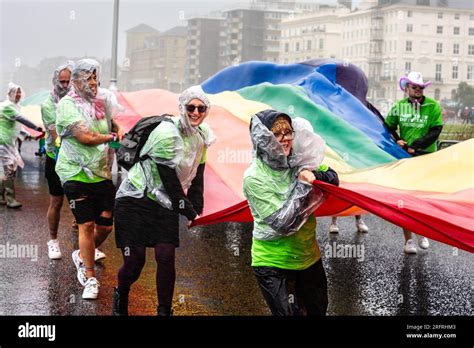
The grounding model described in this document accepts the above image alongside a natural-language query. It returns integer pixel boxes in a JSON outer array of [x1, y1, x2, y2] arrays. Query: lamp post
[[110, 0, 119, 91]]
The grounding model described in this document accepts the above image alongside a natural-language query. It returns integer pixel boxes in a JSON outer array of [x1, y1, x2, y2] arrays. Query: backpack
[[116, 114, 173, 171]]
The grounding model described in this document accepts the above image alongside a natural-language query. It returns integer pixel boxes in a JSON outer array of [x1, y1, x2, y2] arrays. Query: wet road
[[0, 142, 472, 316]]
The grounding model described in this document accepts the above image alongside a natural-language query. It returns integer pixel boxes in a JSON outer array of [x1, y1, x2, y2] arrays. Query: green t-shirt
[[55, 96, 111, 184], [244, 158, 328, 270], [0, 100, 20, 146], [127, 119, 209, 202], [385, 96, 443, 153], [41, 94, 59, 158]]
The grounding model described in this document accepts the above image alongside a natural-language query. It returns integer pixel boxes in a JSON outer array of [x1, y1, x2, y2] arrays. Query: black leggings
[[117, 243, 176, 306]]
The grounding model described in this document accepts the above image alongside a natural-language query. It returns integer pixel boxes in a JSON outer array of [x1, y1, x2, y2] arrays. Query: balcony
[[369, 29, 384, 41], [368, 58, 383, 64], [425, 77, 443, 84], [265, 46, 280, 53]]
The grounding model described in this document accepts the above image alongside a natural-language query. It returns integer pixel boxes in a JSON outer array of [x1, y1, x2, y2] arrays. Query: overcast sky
[[0, 0, 338, 74], [0, 1, 217, 69]]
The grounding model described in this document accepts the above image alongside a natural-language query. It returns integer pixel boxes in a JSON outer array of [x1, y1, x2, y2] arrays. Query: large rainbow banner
[[21, 60, 474, 253]]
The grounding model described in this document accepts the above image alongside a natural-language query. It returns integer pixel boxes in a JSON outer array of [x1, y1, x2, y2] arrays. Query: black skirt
[[114, 195, 180, 248]]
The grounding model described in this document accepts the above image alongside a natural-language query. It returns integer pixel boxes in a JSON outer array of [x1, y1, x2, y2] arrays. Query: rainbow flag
[[21, 60, 474, 252]]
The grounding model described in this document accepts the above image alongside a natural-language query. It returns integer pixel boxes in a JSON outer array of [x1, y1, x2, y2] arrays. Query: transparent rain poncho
[[42, 62, 74, 156], [116, 86, 216, 209], [51, 61, 74, 103], [55, 59, 117, 183], [0, 83, 26, 171], [244, 115, 326, 241]]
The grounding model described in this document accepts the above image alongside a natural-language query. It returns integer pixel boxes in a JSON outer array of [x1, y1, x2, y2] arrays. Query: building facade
[[186, 16, 223, 86], [123, 24, 187, 92], [279, 0, 474, 102], [280, 6, 349, 64], [218, 0, 323, 69], [341, 1, 474, 101]]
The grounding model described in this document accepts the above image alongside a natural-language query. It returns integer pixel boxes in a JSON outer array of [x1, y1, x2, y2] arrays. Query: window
[[307, 40, 312, 50], [407, 24, 413, 32], [434, 88, 440, 100], [454, 13, 460, 20], [468, 65, 474, 80], [452, 65, 458, 79], [453, 27, 460, 35], [469, 45, 474, 55], [437, 26, 443, 34], [296, 42, 300, 51], [453, 43, 459, 54], [469, 28, 474, 36], [438, 13, 443, 19], [405, 62, 411, 73], [407, 10, 412, 18], [436, 42, 443, 53], [284, 43, 289, 53], [319, 38, 324, 49], [435, 64, 442, 81], [406, 40, 412, 52]]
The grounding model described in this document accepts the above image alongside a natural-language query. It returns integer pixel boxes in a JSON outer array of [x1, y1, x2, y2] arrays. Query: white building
[[280, 6, 350, 64], [342, 0, 474, 101], [279, 0, 474, 102]]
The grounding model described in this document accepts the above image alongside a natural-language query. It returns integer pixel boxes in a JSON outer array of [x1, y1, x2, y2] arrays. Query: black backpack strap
[[136, 115, 174, 162]]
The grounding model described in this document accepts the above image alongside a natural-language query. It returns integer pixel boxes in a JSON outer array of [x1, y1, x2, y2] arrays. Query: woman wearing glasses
[[243, 109, 339, 316], [112, 86, 215, 316]]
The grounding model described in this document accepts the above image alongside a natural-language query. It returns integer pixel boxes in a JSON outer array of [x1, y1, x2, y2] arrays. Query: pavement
[[0, 141, 472, 316]]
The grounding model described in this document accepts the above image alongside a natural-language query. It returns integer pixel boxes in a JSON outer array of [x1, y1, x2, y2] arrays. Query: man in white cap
[[384, 71, 443, 254]]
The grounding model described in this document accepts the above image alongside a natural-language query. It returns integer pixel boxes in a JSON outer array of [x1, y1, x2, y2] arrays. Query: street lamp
[[110, 0, 119, 91]]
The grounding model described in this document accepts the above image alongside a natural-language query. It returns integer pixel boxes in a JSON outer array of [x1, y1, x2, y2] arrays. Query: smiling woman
[[243, 109, 340, 316], [113, 85, 216, 316], [185, 98, 208, 127]]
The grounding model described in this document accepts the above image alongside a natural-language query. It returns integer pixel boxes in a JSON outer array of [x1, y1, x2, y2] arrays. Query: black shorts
[[63, 180, 115, 225], [44, 155, 64, 196]]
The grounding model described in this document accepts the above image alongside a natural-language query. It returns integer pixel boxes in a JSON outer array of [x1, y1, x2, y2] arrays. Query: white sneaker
[[356, 220, 369, 233], [72, 249, 82, 269], [47, 239, 62, 259], [417, 236, 430, 249], [82, 277, 100, 300], [329, 223, 339, 233], [404, 239, 417, 254], [72, 250, 87, 286], [95, 248, 106, 261]]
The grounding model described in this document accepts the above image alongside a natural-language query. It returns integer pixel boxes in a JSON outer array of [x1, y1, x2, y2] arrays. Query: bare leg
[[403, 228, 412, 242], [47, 195, 64, 239], [78, 221, 96, 279]]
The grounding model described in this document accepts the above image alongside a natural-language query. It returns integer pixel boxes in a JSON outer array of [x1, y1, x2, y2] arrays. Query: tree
[[454, 82, 474, 107]]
